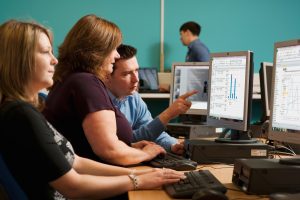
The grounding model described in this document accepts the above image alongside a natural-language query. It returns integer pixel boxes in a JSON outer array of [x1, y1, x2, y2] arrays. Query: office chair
[[0, 154, 28, 200]]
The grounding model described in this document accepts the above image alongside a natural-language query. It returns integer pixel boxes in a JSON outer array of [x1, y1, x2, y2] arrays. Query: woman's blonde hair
[[0, 19, 52, 107], [53, 14, 122, 82]]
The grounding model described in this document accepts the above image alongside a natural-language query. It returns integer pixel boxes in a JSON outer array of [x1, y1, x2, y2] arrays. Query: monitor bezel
[[206, 51, 253, 132], [268, 39, 300, 145], [259, 62, 273, 121], [170, 62, 210, 116]]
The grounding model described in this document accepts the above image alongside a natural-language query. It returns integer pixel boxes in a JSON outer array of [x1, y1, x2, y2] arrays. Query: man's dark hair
[[117, 44, 137, 60], [113, 44, 137, 73], [179, 21, 201, 36]]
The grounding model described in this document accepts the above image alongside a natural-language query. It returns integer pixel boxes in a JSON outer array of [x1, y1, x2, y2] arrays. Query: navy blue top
[[186, 39, 210, 62]]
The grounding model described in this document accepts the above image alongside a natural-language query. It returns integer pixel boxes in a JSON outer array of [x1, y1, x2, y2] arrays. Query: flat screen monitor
[[170, 62, 209, 116], [268, 39, 300, 165], [138, 68, 159, 91], [207, 51, 255, 143], [259, 62, 273, 122]]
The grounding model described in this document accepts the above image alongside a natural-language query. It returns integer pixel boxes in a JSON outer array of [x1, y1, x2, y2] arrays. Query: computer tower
[[233, 158, 300, 195], [184, 139, 269, 164]]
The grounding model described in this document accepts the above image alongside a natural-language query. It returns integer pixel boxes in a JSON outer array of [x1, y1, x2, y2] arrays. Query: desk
[[140, 93, 261, 100], [128, 164, 268, 200], [140, 93, 170, 99]]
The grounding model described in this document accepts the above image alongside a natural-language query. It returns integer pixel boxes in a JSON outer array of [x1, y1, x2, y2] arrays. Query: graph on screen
[[228, 74, 238, 99], [209, 56, 246, 120]]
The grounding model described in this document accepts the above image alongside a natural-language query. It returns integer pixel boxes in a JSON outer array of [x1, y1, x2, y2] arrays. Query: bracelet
[[128, 174, 139, 190]]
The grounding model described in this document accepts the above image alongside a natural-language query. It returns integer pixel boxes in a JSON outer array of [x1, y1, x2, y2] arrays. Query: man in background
[[180, 21, 210, 62], [105, 44, 197, 154]]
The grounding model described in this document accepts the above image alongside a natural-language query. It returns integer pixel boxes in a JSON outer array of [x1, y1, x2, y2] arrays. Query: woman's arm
[[50, 168, 133, 199], [73, 154, 132, 176], [50, 165, 185, 199], [82, 110, 165, 166], [73, 154, 160, 176]]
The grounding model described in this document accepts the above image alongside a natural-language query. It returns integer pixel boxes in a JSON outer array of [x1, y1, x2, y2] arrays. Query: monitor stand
[[215, 129, 257, 144]]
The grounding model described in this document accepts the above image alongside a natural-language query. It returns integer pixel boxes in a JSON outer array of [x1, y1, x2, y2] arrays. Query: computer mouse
[[192, 189, 228, 200]]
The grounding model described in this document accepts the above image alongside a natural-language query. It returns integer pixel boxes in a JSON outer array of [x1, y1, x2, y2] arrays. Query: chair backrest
[[0, 154, 28, 200]]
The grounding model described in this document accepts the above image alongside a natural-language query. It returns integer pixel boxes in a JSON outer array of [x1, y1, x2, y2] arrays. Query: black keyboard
[[164, 170, 227, 198], [148, 153, 197, 171]]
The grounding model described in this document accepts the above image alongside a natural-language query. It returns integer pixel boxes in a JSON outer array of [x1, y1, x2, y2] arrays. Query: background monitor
[[170, 62, 209, 116], [138, 68, 159, 91], [259, 62, 273, 122], [268, 39, 300, 164], [207, 51, 255, 143]]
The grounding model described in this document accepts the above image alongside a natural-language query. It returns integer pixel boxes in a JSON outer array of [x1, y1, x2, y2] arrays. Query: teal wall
[[165, 0, 300, 71], [1, 0, 300, 72], [1, 0, 299, 121], [0, 0, 162, 68]]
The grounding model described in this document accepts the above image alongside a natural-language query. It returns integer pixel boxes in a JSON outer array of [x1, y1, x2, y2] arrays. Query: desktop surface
[[139, 92, 170, 99]]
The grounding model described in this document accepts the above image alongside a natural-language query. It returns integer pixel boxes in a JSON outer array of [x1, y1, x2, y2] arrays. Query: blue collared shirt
[[186, 39, 210, 62], [108, 91, 177, 151]]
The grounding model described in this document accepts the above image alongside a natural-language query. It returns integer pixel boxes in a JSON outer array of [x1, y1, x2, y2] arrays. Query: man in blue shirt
[[105, 44, 197, 154], [180, 21, 210, 62]]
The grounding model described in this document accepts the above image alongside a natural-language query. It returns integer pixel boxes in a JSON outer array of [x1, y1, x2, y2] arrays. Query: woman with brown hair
[[0, 18, 185, 200], [43, 14, 166, 166]]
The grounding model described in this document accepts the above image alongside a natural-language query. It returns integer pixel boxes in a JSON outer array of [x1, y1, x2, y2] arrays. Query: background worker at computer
[[105, 44, 198, 154], [179, 21, 210, 62]]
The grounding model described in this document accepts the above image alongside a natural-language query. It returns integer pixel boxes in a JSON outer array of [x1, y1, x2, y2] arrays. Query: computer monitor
[[170, 62, 209, 116], [207, 51, 256, 143], [268, 39, 300, 165], [259, 62, 273, 122], [138, 68, 159, 91]]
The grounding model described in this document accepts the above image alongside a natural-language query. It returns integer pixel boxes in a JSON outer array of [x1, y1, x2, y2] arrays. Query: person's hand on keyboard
[[131, 140, 155, 149], [135, 168, 186, 190], [141, 142, 167, 161], [171, 140, 185, 155]]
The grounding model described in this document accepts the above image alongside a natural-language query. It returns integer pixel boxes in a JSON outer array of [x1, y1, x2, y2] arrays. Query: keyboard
[[148, 153, 197, 171], [164, 170, 227, 198]]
